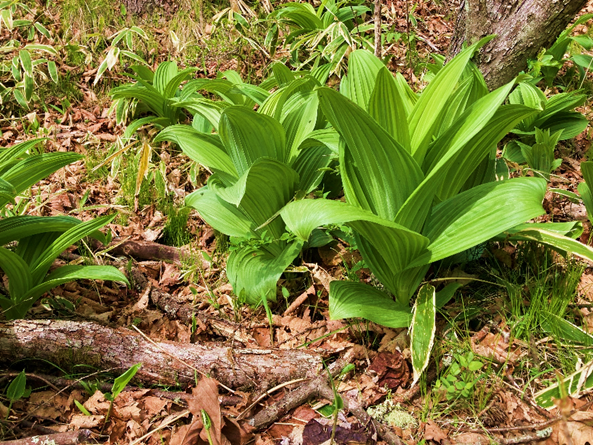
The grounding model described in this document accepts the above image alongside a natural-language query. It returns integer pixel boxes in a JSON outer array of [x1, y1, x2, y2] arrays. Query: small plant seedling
[[201, 409, 214, 445], [5, 370, 31, 419], [104, 363, 141, 423], [435, 351, 484, 401]]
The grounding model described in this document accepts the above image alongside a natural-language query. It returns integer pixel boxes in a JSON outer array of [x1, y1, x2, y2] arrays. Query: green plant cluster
[[104, 35, 592, 383], [0, 139, 128, 319]]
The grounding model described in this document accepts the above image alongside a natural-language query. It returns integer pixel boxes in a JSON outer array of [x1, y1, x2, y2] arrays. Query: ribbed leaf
[[9, 265, 129, 319], [368, 67, 411, 151], [153, 61, 178, 95], [281, 89, 319, 161], [0, 247, 32, 303], [396, 100, 536, 232], [408, 36, 494, 164], [29, 214, 116, 284], [0, 139, 44, 168], [329, 281, 412, 328], [420, 178, 547, 264], [227, 240, 304, 304], [154, 125, 236, 175], [291, 141, 333, 193], [579, 161, 593, 224], [0, 153, 82, 208], [541, 312, 593, 346], [0, 215, 81, 246], [346, 49, 384, 109], [219, 107, 288, 175], [410, 283, 436, 385], [281, 199, 430, 294], [505, 227, 593, 263], [186, 187, 254, 238], [534, 358, 593, 409], [318, 87, 423, 220], [173, 98, 229, 130]]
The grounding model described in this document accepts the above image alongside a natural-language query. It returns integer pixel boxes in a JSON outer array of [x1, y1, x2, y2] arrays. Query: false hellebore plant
[[0, 139, 129, 319], [279, 37, 593, 382], [155, 73, 335, 305]]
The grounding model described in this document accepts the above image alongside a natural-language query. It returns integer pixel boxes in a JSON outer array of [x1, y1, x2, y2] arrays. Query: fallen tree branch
[[0, 429, 92, 445], [245, 356, 404, 445], [0, 320, 323, 390]]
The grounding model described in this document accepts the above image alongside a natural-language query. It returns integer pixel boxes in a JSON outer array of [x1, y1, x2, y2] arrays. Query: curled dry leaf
[[368, 351, 410, 390]]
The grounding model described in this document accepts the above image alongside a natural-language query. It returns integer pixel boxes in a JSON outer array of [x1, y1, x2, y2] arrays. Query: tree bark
[[374, 0, 382, 57], [450, 0, 588, 90], [0, 320, 323, 390]]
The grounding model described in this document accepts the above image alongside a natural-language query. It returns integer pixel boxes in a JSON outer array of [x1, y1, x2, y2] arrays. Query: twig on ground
[[463, 398, 593, 433], [245, 356, 404, 445], [0, 429, 92, 445]]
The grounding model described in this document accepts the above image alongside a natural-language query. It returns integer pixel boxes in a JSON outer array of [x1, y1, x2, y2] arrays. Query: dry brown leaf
[[424, 420, 447, 443], [70, 414, 104, 429], [541, 421, 593, 445], [471, 332, 521, 364], [83, 390, 110, 415], [453, 432, 490, 444], [188, 378, 224, 445], [160, 263, 181, 288], [170, 420, 206, 445], [143, 396, 169, 417], [580, 273, 593, 302], [28, 391, 70, 419], [368, 351, 410, 390]]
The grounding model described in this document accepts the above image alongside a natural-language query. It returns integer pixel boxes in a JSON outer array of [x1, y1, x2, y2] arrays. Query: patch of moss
[[367, 400, 418, 429]]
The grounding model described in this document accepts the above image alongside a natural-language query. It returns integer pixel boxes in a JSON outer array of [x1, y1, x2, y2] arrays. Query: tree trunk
[[450, 0, 588, 90], [0, 320, 323, 390]]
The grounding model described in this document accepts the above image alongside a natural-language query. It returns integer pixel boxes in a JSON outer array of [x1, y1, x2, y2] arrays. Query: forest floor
[[2, 0, 593, 444]]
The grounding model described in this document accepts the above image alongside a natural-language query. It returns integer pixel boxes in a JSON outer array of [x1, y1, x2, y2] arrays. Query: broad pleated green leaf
[[291, 141, 333, 194], [219, 107, 288, 175], [281, 199, 430, 299], [186, 187, 254, 238], [0, 139, 45, 167], [173, 98, 230, 130], [0, 153, 82, 208], [435, 104, 537, 201], [534, 357, 593, 408], [227, 240, 304, 304], [281, 89, 319, 160], [0, 216, 84, 246], [410, 283, 436, 386], [5, 264, 128, 319], [329, 281, 412, 328], [420, 178, 546, 264], [368, 67, 411, 151], [318, 87, 423, 220], [29, 214, 116, 284], [346, 49, 384, 109], [0, 247, 32, 303], [408, 36, 494, 164], [395, 102, 536, 232], [541, 312, 593, 346], [154, 125, 236, 176]]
